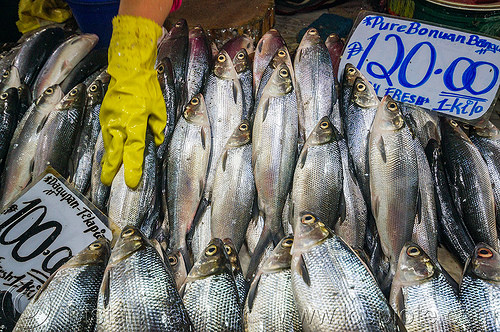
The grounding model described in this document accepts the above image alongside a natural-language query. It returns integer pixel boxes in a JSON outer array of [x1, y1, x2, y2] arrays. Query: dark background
[[1, 0, 22, 42]]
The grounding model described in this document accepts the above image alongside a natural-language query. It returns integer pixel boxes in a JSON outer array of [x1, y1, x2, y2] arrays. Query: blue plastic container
[[66, 0, 120, 49]]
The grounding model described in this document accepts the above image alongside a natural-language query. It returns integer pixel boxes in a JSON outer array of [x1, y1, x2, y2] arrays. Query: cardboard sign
[[339, 13, 500, 123], [0, 169, 111, 314]]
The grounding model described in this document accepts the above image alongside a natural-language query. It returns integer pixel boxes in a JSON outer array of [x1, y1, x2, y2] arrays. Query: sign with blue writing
[[339, 13, 500, 122], [0, 169, 111, 314]]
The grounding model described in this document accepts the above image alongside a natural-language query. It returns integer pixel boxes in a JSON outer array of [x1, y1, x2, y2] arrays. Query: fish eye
[[89, 242, 102, 250], [218, 54, 226, 63], [45, 87, 54, 95], [239, 123, 248, 131], [478, 248, 493, 258], [282, 238, 293, 247], [156, 64, 165, 74], [329, 33, 336, 38], [190, 97, 199, 106], [320, 121, 329, 129], [224, 245, 232, 255], [237, 52, 245, 60], [279, 68, 289, 78], [308, 28, 318, 35], [450, 120, 458, 127], [388, 102, 398, 112], [356, 83, 366, 92], [122, 228, 135, 238], [278, 50, 286, 57], [175, 21, 182, 28], [301, 214, 315, 224], [2, 70, 9, 78], [89, 84, 98, 92], [407, 246, 421, 257], [69, 88, 78, 96], [206, 244, 218, 256], [347, 67, 356, 75], [0, 93, 7, 100], [168, 255, 178, 266]]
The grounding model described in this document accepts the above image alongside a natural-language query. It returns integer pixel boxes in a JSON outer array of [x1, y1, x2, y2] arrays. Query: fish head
[[214, 50, 237, 80], [266, 63, 293, 97], [256, 29, 284, 57], [226, 120, 251, 148], [442, 118, 470, 142], [396, 243, 436, 284], [466, 243, 500, 282], [325, 33, 340, 47], [169, 19, 189, 38], [292, 212, 332, 254], [183, 93, 209, 126], [341, 63, 360, 89], [472, 121, 500, 139], [186, 238, 232, 281], [0, 87, 19, 109], [233, 49, 250, 74], [59, 83, 86, 110], [306, 116, 337, 146], [297, 28, 322, 50], [222, 238, 242, 274], [166, 249, 188, 290], [0, 65, 20, 87], [375, 95, 406, 132], [109, 226, 149, 265], [65, 237, 111, 268], [35, 84, 63, 106], [351, 76, 378, 108], [86, 79, 103, 104], [262, 235, 293, 273], [156, 57, 174, 89], [80, 33, 99, 47], [270, 46, 291, 70], [189, 25, 205, 40]]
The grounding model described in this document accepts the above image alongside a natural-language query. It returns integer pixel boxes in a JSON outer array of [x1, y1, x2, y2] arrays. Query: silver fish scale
[[292, 140, 342, 229], [401, 273, 470, 331], [244, 270, 301, 331], [97, 247, 191, 331], [292, 237, 396, 331], [238, 68, 254, 120], [15, 265, 104, 332], [460, 274, 500, 331], [234, 270, 249, 309], [183, 272, 243, 331], [90, 131, 110, 212]]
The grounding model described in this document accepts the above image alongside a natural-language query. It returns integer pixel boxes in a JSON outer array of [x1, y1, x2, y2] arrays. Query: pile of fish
[[1, 19, 500, 332]]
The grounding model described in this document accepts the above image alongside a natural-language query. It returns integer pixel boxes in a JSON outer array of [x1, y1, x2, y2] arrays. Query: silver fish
[[233, 49, 254, 120], [253, 29, 285, 94], [185, 26, 211, 109], [0, 88, 19, 173], [90, 131, 110, 213], [156, 57, 177, 159]]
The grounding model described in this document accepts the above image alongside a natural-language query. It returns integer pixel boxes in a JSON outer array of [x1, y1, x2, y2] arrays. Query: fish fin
[[372, 195, 380, 220], [37, 114, 49, 134], [262, 99, 269, 122], [246, 225, 273, 281], [201, 127, 206, 150], [338, 190, 347, 224], [102, 269, 111, 308], [232, 80, 239, 104], [297, 254, 311, 286], [247, 273, 261, 312], [298, 147, 308, 169], [178, 282, 187, 298], [151, 238, 166, 263], [179, 245, 192, 273], [221, 150, 228, 172], [32, 270, 57, 302], [377, 136, 387, 163]]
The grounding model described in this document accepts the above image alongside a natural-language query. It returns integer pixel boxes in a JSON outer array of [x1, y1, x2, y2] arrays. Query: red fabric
[[170, 0, 182, 12]]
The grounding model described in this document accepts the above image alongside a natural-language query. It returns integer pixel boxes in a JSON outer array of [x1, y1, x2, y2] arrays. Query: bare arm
[[118, 0, 174, 26]]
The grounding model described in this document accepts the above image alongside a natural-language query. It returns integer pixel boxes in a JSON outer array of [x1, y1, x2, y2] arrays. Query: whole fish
[[294, 27, 338, 138], [211, 120, 255, 251], [250, 62, 298, 278], [0, 85, 63, 208], [167, 249, 188, 291], [70, 78, 107, 193], [33, 34, 98, 99], [291, 116, 342, 230], [33, 83, 86, 178], [369, 95, 418, 288], [221, 34, 255, 59], [90, 131, 110, 213], [424, 139, 475, 265], [223, 238, 249, 309], [390, 243, 470, 332], [108, 132, 157, 238], [203, 49, 244, 199], [167, 94, 211, 266], [14, 237, 110, 332], [157, 19, 189, 109], [244, 235, 301, 332], [253, 29, 285, 93], [182, 238, 243, 332], [12, 26, 66, 87], [156, 56, 177, 158], [325, 33, 344, 81], [96, 226, 192, 331], [459, 243, 500, 331], [291, 213, 399, 331], [0, 88, 19, 173], [185, 26, 211, 109], [469, 122, 500, 233], [441, 118, 498, 249], [233, 49, 254, 120], [343, 75, 379, 205]]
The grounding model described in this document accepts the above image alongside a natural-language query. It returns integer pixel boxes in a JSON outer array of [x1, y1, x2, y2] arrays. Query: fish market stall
[[1, 0, 500, 331]]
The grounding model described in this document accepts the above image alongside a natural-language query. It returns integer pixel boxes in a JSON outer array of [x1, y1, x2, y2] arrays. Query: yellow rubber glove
[[17, 0, 72, 34], [100, 15, 166, 188]]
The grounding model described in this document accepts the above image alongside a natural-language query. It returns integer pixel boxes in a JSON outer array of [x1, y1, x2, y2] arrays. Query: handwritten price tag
[[0, 169, 111, 314], [339, 13, 500, 123]]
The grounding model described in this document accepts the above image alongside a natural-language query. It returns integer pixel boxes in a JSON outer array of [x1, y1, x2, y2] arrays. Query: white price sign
[[339, 13, 500, 123], [0, 169, 111, 313]]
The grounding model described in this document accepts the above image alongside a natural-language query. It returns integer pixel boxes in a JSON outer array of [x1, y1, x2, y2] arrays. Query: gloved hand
[[100, 15, 166, 188], [17, 0, 72, 33]]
